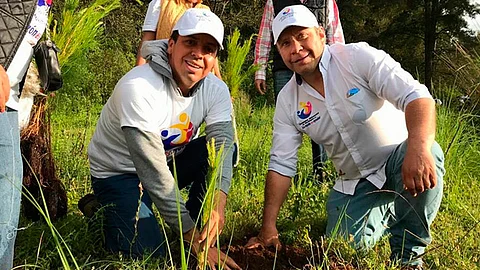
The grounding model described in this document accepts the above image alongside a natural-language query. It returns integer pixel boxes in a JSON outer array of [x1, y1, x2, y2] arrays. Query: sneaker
[[78, 193, 100, 218]]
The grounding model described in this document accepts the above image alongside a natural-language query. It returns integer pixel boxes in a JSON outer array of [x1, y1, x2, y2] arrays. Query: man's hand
[[402, 143, 437, 197], [184, 228, 241, 270], [0, 65, 10, 113], [201, 246, 242, 270], [199, 191, 227, 248], [245, 171, 290, 250], [255, 79, 267, 95], [245, 226, 282, 250]]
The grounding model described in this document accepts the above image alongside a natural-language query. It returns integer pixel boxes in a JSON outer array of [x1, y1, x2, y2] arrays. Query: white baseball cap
[[272, 5, 319, 44], [172, 8, 224, 49]]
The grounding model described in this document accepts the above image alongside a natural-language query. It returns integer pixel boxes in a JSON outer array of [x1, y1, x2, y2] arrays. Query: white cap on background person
[[272, 5, 319, 44], [173, 8, 225, 49]]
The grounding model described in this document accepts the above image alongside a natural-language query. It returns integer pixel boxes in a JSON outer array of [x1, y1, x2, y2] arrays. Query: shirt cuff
[[403, 87, 432, 110], [267, 163, 296, 178], [255, 70, 266, 81]]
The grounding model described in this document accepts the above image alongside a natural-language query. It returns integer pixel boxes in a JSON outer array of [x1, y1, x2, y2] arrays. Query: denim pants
[[326, 141, 445, 266], [274, 69, 328, 176], [0, 110, 22, 270], [92, 136, 209, 258]]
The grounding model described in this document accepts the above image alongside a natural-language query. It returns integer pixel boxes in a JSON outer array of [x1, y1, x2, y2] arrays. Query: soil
[[220, 240, 355, 270]]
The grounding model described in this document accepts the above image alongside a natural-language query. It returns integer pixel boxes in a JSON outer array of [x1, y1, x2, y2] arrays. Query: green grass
[[13, 89, 480, 269]]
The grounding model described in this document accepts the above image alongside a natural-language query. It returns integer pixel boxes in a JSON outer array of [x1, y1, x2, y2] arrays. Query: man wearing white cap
[[88, 9, 240, 268], [246, 5, 445, 269]]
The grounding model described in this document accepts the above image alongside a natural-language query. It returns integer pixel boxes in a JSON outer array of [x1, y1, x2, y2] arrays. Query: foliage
[[51, 0, 120, 69], [203, 0, 265, 39], [439, 37, 480, 113], [337, 0, 480, 86], [221, 29, 260, 99]]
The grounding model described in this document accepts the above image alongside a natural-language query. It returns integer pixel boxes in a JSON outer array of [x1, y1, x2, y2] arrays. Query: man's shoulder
[[201, 73, 229, 93], [328, 42, 378, 64], [116, 64, 166, 93], [328, 41, 359, 52]]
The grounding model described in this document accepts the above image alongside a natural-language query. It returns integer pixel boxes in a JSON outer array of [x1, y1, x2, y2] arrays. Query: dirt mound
[[221, 243, 355, 270]]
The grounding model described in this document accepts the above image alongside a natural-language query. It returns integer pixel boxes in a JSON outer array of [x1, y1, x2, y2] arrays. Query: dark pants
[[274, 69, 328, 179], [91, 137, 209, 258]]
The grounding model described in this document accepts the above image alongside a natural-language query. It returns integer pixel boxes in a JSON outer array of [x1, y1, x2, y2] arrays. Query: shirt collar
[[320, 45, 331, 71], [295, 44, 331, 85]]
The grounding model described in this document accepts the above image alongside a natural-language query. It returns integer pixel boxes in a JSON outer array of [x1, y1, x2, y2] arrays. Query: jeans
[[92, 136, 209, 258], [0, 110, 22, 270], [273, 69, 294, 101], [326, 141, 445, 266], [274, 69, 328, 178]]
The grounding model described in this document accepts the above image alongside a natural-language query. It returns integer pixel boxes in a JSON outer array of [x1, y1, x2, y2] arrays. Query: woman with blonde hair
[[136, 0, 222, 78]]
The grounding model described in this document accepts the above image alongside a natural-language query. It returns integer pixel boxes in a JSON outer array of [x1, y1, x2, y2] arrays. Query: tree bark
[[424, 0, 438, 92]]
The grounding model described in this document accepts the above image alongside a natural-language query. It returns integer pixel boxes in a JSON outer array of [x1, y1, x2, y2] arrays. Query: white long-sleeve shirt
[[268, 42, 432, 195]]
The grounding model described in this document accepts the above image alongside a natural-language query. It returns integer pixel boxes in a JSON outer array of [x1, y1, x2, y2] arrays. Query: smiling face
[[167, 33, 218, 95], [276, 26, 325, 78]]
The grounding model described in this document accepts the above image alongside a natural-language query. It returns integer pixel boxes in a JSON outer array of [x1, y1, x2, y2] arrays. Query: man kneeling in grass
[[246, 5, 445, 269], [87, 9, 240, 269]]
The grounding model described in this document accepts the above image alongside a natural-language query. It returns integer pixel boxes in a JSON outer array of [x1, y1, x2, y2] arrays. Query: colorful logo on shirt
[[346, 88, 360, 98], [38, 0, 52, 6], [282, 8, 291, 15], [161, 113, 195, 150], [297, 101, 312, 119]]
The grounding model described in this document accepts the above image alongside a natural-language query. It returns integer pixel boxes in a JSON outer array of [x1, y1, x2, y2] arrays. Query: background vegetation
[[13, 0, 480, 269]]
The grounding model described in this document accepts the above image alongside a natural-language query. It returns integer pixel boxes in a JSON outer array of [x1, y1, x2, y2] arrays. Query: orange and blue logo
[[282, 8, 291, 15], [38, 0, 52, 6], [297, 101, 312, 119], [161, 113, 195, 150]]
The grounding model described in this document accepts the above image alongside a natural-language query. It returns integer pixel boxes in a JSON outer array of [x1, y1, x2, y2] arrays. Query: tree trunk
[[424, 0, 438, 92]]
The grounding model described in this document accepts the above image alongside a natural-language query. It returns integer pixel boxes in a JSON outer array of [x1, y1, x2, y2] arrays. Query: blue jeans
[[326, 141, 445, 266], [92, 136, 209, 258], [274, 69, 328, 177], [273, 69, 294, 101], [0, 110, 22, 270]]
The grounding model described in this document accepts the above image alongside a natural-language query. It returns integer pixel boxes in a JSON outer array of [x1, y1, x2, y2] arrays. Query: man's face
[[168, 34, 218, 93], [276, 26, 326, 77]]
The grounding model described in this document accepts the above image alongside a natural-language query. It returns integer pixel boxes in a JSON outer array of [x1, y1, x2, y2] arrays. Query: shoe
[[78, 193, 100, 218]]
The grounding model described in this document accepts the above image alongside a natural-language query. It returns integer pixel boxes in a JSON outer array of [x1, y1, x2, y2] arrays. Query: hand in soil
[[200, 191, 227, 248], [198, 246, 242, 270], [244, 227, 282, 250]]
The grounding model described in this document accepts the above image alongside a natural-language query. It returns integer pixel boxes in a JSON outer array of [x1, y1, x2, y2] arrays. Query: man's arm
[[254, 0, 274, 94], [0, 66, 10, 113], [124, 125, 241, 270], [136, 31, 156, 66], [326, 0, 345, 45], [402, 98, 437, 196], [246, 170, 291, 249], [123, 126, 196, 233], [136, 0, 160, 66]]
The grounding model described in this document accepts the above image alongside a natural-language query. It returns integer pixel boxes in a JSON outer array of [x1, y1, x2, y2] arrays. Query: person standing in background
[[0, 0, 52, 268]]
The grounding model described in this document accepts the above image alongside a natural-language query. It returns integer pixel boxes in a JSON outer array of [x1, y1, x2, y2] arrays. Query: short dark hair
[[170, 30, 180, 42], [169, 30, 220, 56]]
